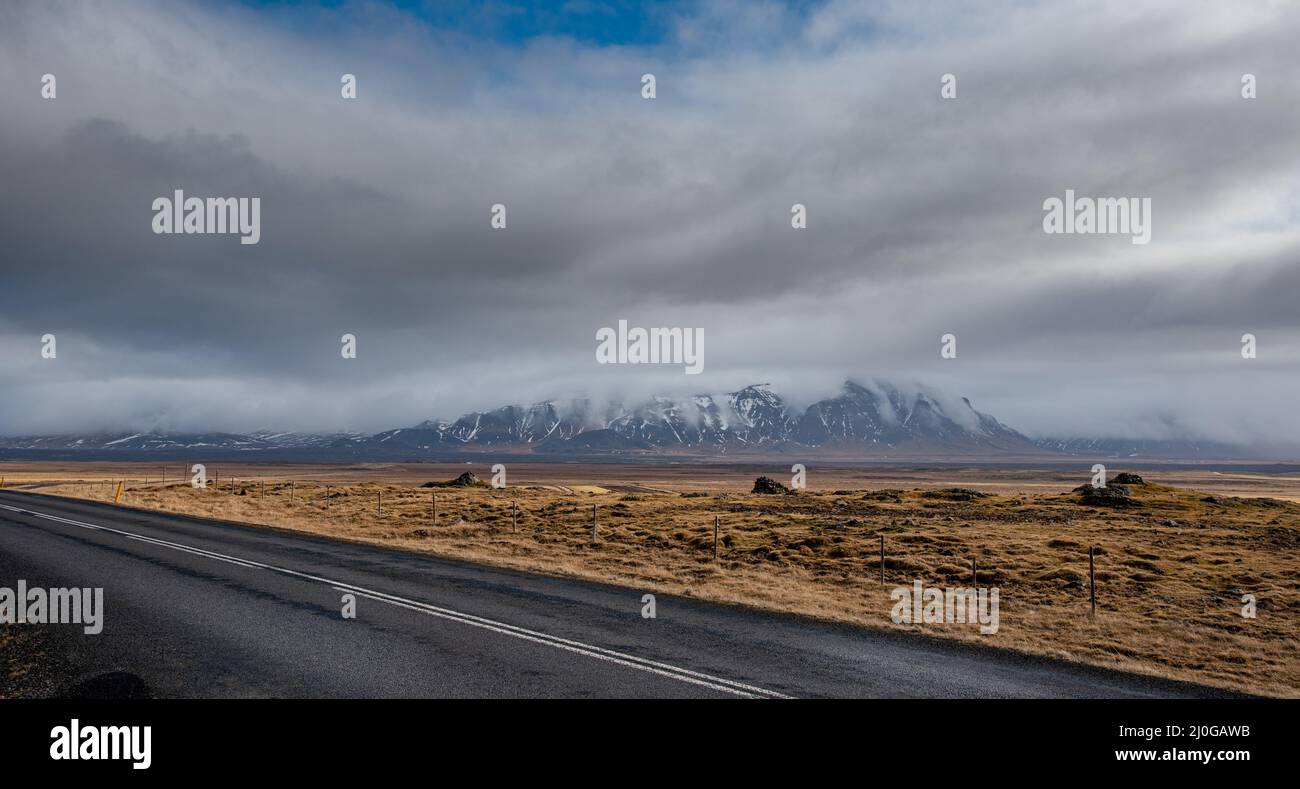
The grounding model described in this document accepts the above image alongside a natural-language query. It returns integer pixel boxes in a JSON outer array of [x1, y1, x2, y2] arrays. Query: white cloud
[[0, 0, 1297, 444]]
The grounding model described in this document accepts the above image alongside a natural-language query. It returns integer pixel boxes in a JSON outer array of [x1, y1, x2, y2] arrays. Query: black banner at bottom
[[0, 698, 1286, 777]]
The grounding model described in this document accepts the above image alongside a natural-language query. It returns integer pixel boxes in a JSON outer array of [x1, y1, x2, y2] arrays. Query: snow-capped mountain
[[343, 380, 1039, 455], [0, 380, 1036, 458], [12, 380, 1278, 459]]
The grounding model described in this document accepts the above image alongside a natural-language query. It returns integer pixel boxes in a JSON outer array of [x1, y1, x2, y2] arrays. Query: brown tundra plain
[[3, 461, 1298, 697]]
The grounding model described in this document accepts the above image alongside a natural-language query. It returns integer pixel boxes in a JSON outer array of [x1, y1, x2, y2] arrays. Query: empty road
[[0, 489, 1240, 698]]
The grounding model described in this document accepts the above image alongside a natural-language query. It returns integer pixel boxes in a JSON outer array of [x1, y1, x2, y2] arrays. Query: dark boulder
[[422, 471, 485, 488], [752, 476, 788, 495], [1073, 483, 1140, 507]]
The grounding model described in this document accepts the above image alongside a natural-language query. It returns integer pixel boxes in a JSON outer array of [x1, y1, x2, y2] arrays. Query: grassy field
[[5, 461, 1298, 696]]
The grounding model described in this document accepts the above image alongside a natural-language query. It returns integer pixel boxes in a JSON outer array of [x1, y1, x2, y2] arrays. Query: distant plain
[[3, 459, 1297, 697]]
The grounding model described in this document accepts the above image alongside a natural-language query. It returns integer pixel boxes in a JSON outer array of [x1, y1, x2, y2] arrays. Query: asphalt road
[[0, 489, 1241, 699]]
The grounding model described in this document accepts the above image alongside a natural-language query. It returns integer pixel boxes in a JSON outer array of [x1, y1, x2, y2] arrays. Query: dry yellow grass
[[10, 467, 1299, 697]]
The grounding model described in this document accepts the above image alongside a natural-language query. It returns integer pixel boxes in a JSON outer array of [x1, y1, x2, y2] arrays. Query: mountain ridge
[[0, 380, 1284, 460], [345, 380, 1038, 456]]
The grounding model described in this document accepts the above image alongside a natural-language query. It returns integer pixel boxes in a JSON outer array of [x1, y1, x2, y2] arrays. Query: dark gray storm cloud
[[1, 0, 1298, 443]]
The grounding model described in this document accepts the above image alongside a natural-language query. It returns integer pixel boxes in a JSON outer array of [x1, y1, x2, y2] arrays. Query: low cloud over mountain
[[7, 379, 1286, 461], [2, 2, 1299, 446]]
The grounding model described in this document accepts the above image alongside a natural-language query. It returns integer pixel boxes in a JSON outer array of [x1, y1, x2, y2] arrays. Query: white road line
[[333, 587, 765, 697], [321, 583, 790, 699], [0, 506, 262, 569], [0, 500, 792, 699]]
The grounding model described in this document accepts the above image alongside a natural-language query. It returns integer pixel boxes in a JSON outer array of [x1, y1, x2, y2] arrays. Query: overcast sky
[[1, 0, 1298, 444]]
